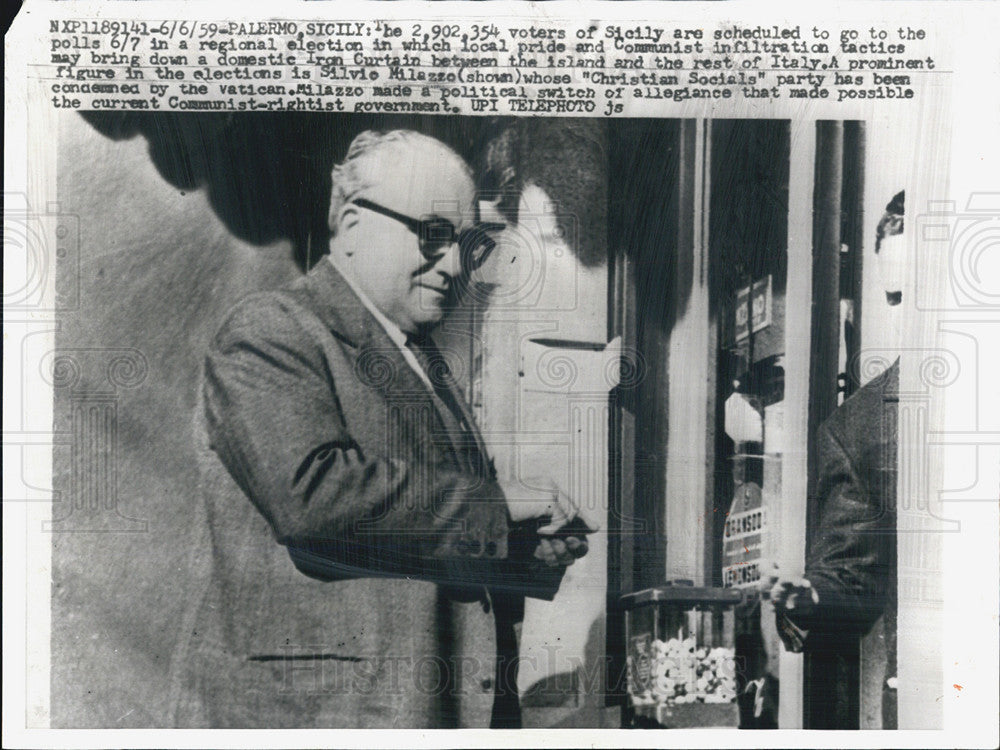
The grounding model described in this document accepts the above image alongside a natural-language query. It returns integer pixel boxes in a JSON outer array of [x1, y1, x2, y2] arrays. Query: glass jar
[[621, 582, 743, 727]]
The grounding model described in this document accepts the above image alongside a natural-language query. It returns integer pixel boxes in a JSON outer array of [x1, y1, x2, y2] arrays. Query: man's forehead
[[361, 141, 475, 218]]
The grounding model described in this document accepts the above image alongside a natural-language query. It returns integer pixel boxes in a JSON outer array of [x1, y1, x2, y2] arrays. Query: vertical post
[[807, 122, 860, 729], [841, 122, 867, 399], [606, 221, 636, 712], [629, 120, 683, 595], [776, 119, 818, 729], [664, 119, 712, 585], [811, 122, 846, 469]]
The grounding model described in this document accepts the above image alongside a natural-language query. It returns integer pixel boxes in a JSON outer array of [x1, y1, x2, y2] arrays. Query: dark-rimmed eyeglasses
[[352, 197, 503, 272]]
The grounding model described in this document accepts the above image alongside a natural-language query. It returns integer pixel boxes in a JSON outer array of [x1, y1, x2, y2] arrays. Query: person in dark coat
[[168, 130, 589, 728], [763, 361, 897, 646], [761, 191, 904, 727]]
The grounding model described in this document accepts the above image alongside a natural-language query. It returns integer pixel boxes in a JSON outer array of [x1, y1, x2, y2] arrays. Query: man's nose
[[436, 240, 462, 279]]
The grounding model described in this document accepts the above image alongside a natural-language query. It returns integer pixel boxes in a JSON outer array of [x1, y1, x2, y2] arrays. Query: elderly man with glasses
[[169, 130, 589, 729]]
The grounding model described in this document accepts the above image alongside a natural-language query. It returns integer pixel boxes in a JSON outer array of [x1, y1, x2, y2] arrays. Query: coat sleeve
[[781, 419, 895, 644], [202, 297, 510, 587]]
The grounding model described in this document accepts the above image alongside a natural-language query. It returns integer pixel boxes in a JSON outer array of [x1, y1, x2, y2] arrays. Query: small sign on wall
[[735, 275, 773, 342], [722, 481, 766, 589]]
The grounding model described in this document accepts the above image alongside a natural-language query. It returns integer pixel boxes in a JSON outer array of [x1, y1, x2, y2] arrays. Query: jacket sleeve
[[202, 298, 510, 587], [782, 419, 895, 644]]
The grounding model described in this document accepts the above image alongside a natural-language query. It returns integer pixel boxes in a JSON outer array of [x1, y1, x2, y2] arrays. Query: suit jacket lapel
[[301, 261, 467, 458], [416, 336, 497, 482]]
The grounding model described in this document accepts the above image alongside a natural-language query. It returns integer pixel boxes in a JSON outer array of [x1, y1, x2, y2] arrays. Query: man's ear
[[335, 204, 361, 254]]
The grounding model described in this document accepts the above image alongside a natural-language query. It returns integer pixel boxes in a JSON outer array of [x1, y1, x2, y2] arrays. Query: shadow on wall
[[480, 119, 608, 269], [80, 113, 610, 270], [80, 111, 344, 268], [78, 112, 541, 269], [520, 615, 613, 728]]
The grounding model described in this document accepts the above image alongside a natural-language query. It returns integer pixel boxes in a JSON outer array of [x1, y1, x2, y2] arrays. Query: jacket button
[[485, 541, 497, 556], [481, 678, 493, 691]]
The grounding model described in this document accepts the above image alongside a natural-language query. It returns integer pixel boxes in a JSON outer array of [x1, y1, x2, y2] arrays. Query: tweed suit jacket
[[168, 260, 530, 728]]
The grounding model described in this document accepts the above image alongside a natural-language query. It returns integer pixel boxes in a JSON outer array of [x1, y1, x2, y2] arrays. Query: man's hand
[[533, 528, 590, 567], [502, 476, 596, 569], [759, 562, 820, 615], [502, 476, 598, 535]]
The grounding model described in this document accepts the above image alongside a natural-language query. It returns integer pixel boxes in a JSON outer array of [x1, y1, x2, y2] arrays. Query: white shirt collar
[[325, 255, 434, 392], [326, 255, 408, 349]]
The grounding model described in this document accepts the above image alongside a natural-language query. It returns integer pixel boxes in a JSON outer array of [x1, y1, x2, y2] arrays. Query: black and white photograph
[[4, 1, 998, 747]]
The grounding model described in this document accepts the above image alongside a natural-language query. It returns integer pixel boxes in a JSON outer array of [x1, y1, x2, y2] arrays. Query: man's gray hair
[[328, 130, 472, 235]]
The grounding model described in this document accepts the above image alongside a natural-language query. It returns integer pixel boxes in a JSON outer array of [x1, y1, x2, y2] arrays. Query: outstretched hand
[[759, 561, 820, 615]]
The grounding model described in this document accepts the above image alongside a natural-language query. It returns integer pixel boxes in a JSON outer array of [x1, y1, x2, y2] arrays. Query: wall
[[51, 112, 301, 726], [475, 121, 618, 727]]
